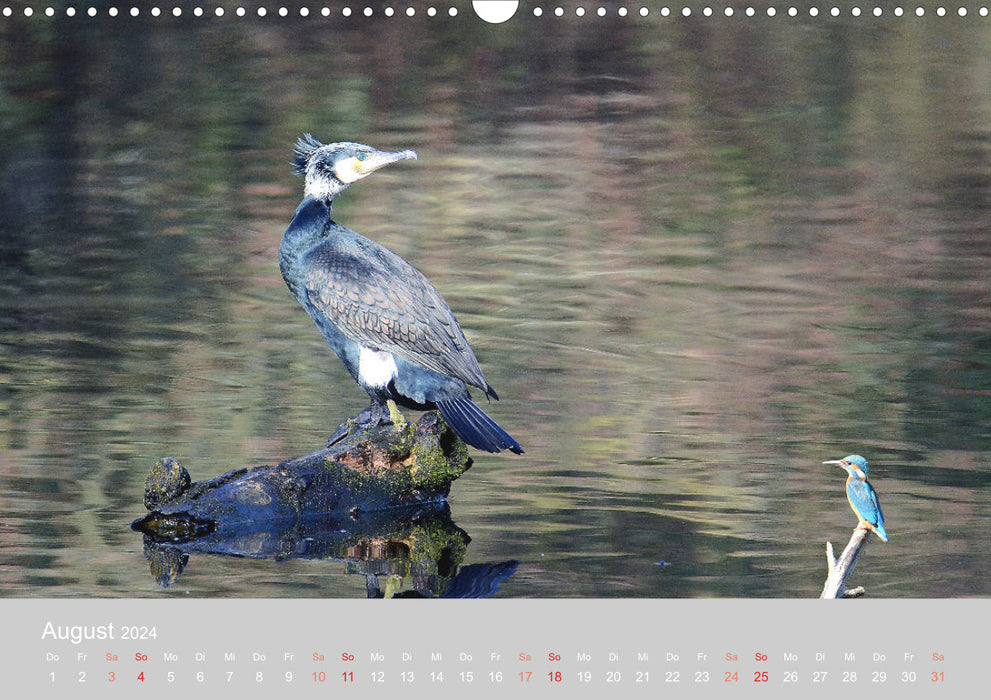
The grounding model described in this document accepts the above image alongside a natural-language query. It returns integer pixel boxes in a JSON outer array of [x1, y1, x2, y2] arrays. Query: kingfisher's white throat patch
[[358, 347, 398, 389]]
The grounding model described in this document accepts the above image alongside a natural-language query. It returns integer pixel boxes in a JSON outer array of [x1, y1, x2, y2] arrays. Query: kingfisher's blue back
[[846, 476, 888, 542]]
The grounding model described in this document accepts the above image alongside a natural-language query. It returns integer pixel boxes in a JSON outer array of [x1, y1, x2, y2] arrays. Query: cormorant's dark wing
[[302, 236, 494, 395]]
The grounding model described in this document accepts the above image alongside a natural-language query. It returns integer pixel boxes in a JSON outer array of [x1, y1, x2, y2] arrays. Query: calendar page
[[9, 599, 979, 697], [1, 3, 988, 699]]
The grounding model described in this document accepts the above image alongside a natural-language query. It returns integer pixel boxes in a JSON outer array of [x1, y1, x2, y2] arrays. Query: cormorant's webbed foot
[[365, 399, 408, 428], [386, 399, 408, 428], [367, 400, 391, 427], [326, 401, 408, 447]]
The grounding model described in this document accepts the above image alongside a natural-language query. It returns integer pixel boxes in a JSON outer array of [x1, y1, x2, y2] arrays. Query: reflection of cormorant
[[280, 136, 522, 454], [440, 561, 519, 598], [365, 561, 519, 598]]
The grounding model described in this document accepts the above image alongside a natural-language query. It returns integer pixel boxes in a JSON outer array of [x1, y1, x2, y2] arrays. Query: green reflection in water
[[1, 14, 989, 598]]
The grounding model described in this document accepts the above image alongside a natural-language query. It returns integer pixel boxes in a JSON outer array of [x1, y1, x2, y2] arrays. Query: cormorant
[[279, 136, 523, 454]]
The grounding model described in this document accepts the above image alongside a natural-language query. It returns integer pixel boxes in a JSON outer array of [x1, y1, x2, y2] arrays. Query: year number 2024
[[120, 626, 158, 640]]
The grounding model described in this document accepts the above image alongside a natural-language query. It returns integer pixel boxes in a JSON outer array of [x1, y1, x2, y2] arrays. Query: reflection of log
[[819, 527, 873, 599], [137, 503, 471, 591], [136, 410, 471, 533]]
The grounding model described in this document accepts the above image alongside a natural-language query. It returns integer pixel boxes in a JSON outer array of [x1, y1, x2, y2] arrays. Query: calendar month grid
[[6, 598, 977, 699]]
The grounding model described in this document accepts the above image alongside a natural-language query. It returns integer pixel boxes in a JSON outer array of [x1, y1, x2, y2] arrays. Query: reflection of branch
[[819, 527, 873, 599]]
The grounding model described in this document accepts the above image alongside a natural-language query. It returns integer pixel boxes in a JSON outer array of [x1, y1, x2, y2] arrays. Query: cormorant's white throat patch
[[333, 156, 364, 184], [358, 347, 398, 389]]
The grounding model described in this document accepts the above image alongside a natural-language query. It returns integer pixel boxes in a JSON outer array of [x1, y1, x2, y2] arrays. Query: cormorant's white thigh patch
[[358, 347, 398, 388]]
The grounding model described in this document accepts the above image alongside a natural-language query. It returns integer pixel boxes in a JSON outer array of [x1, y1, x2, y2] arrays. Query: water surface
[[1, 12, 989, 598]]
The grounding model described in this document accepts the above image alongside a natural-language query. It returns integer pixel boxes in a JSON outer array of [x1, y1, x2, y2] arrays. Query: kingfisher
[[823, 454, 888, 542], [279, 136, 522, 454]]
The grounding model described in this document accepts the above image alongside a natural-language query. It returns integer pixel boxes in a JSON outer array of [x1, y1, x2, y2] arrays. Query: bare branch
[[820, 527, 873, 599]]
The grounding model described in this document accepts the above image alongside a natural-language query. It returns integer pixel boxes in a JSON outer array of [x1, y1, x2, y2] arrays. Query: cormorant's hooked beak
[[355, 149, 417, 176]]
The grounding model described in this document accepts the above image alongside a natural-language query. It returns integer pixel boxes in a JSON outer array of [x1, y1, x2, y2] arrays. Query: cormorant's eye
[[356, 153, 367, 162]]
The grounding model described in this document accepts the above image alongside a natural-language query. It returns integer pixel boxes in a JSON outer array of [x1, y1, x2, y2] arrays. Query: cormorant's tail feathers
[[436, 398, 523, 455]]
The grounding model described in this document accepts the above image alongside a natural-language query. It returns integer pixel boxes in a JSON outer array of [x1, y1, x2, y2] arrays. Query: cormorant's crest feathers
[[292, 133, 324, 177]]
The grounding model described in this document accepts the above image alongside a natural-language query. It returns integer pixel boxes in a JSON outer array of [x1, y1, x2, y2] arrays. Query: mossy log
[[134, 410, 471, 537]]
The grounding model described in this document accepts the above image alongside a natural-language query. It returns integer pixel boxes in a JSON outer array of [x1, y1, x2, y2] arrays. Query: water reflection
[[1, 13, 989, 598], [134, 503, 517, 599]]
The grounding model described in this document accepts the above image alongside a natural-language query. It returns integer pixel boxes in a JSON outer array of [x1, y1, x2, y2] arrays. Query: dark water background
[[1, 7, 989, 597]]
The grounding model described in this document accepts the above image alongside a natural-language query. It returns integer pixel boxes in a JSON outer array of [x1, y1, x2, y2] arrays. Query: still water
[[1, 10, 989, 598]]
